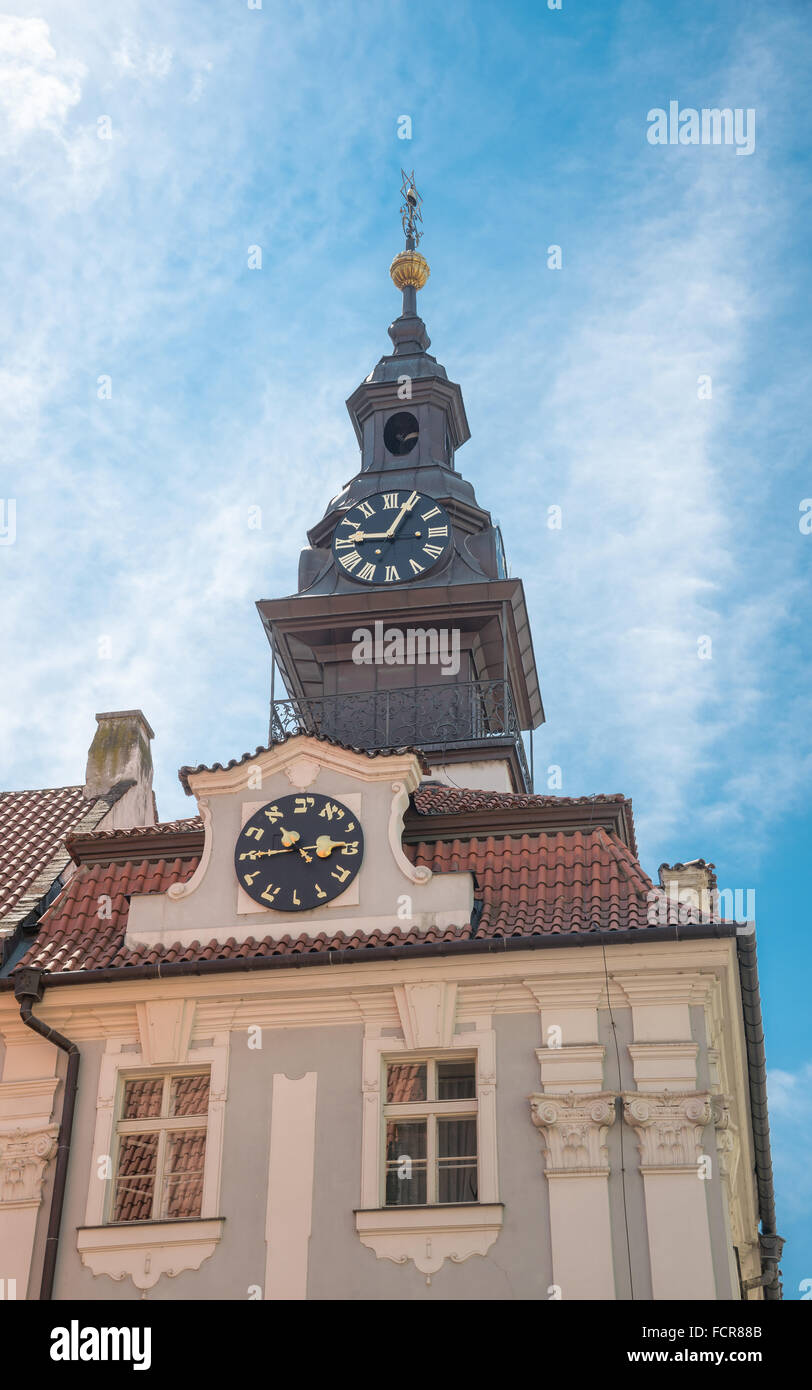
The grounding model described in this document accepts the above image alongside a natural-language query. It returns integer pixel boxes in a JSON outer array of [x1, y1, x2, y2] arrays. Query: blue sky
[[1, 0, 809, 1296]]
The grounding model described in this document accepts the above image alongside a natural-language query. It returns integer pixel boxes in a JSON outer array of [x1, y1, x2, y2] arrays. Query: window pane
[[438, 1118, 478, 1203], [437, 1059, 476, 1100], [385, 1119, 426, 1206], [438, 1161, 478, 1204], [386, 1062, 427, 1103], [122, 1077, 163, 1120], [113, 1132, 158, 1221], [170, 1073, 210, 1117], [161, 1129, 207, 1219]]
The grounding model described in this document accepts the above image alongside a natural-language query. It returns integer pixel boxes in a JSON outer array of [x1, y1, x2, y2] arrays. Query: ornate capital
[[710, 1094, 737, 1178], [530, 1091, 617, 1175], [0, 1125, 59, 1205], [623, 1091, 712, 1170]]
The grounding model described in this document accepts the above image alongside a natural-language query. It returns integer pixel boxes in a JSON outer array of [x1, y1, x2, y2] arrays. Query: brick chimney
[[84, 710, 157, 829]]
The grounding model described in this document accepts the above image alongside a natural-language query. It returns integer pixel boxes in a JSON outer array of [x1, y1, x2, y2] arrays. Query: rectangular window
[[111, 1071, 210, 1223], [384, 1057, 477, 1207]]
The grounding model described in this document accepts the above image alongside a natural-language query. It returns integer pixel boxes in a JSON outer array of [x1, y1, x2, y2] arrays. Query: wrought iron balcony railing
[[271, 678, 530, 789]]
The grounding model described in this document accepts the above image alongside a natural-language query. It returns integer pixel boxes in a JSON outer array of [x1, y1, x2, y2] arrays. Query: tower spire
[[388, 170, 431, 355]]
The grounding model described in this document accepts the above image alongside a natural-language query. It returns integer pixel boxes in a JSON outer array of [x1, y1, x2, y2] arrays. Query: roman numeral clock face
[[235, 793, 364, 911], [332, 490, 452, 585]]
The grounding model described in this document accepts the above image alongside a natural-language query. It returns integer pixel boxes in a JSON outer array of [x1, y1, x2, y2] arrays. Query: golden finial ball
[[389, 250, 430, 290]]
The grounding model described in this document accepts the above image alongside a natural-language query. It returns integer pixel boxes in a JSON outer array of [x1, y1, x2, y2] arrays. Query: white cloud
[[0, 15, 84, 149], [112, 35, 173, 81]]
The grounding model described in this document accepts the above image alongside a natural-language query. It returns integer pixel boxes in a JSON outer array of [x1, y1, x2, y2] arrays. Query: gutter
[[14, 966, 80, 1301], [0, 920, 738, 991]]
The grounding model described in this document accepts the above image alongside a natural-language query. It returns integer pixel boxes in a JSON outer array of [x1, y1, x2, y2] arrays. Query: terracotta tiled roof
[[408, 785, 639, 858], [66, 817, 204, 866], [69, 817, 204, 844], [13, 824, 662, 976], [179, 734, 429, 793], [414, 830, 655, 934], [0, 786, 114, 932], [413, 787, 629, 815]]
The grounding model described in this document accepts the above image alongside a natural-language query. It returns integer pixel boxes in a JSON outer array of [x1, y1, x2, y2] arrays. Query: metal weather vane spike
[[400, 169, 423, 246]]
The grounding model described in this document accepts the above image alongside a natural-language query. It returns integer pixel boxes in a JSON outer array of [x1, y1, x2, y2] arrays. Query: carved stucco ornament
[[77, 1218, 224, 1292], [390, 782, 431, 884], [167, 798, 212, 900], [622, 1091, 713, 1169], [283, 756, 321, 790], [529, 1092, 617, 1175], [0, 1125, 59, 1205], [356, 1205, 503, 1285]]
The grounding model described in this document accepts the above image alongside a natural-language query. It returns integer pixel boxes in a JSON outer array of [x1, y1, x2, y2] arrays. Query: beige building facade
[[0, 736, 777, 1300]]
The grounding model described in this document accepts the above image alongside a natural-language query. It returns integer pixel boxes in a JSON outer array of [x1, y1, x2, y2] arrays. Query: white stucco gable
[[125, 736, 474, 952]]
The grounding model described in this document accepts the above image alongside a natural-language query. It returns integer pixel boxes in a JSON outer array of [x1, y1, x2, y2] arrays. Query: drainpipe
[[14, 966, 80, 1302], [737, 929, 783, 1300]]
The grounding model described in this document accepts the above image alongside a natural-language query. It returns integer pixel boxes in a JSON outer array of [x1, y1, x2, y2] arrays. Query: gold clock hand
[[384, 490, 420, 538], [314, 835, 347, 858], [294, 836, 348, 860]]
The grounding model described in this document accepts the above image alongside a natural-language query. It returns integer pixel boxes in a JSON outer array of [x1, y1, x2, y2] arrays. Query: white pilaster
[[623, 1091, 717, 1300], [264, 1071, 318, 1300], [530, 1091, 617, 1299]]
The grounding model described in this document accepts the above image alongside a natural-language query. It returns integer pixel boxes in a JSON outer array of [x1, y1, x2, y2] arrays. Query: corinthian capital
[[622, 1091, 712, 1170], [529, 1091, 617, 1175], [0, 1125, 59, 1205]]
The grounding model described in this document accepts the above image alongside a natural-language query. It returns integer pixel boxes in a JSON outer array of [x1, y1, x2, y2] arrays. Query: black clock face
[[235, 793, 364, 912], [332, 490, 452, 586]]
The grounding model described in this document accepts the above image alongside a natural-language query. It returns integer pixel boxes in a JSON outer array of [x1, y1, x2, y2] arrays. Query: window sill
[[355, 1203, 503, 1280], [76, 1217, 224, 1291]]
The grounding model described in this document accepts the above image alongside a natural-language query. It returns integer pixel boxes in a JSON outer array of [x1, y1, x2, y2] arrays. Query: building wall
[[1, 937, 761, 1302]]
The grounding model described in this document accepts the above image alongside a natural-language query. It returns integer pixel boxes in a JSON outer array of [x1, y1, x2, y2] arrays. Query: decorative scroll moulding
[[356, 1204, 503, 1282], [76, 1218, 224, 1291]]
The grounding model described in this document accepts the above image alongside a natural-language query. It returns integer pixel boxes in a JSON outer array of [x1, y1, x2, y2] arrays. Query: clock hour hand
[[247, 828, 301, 859]]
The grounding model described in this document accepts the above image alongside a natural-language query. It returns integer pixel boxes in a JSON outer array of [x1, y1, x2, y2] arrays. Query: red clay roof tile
[[13, 823, 664, 977], [0, 785, 114, 929]]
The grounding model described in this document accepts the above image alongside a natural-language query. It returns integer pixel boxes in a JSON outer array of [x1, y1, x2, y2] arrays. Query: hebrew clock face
[[235, 793, 364, 912], [332, 490, 452, 585]]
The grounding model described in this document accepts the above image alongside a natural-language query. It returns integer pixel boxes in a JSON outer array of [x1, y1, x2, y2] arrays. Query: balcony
[[271, 679, 531, 790]]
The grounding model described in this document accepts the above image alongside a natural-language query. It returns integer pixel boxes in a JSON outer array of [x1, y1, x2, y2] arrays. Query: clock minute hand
[[384, 490, 420, 539], [296, 836, 347, 860]]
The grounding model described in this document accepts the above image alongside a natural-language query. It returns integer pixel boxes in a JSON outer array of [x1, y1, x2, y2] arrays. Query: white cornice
[[185, 737, 424, 798], [0, 939, 738, 1037]]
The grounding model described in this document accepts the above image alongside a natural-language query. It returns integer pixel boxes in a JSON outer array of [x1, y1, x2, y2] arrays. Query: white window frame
[[108, 1066, 211, 1226], [382, 1055, 479, 1207], [356, 1020, 503, 1278], [359, 1021, 499, 1210], [77, 1035, 228, 1291], [84, 1038, 228, 1228]]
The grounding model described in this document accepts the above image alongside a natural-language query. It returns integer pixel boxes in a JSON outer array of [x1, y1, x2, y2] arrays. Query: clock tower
[[257, 175, 544, 792]]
